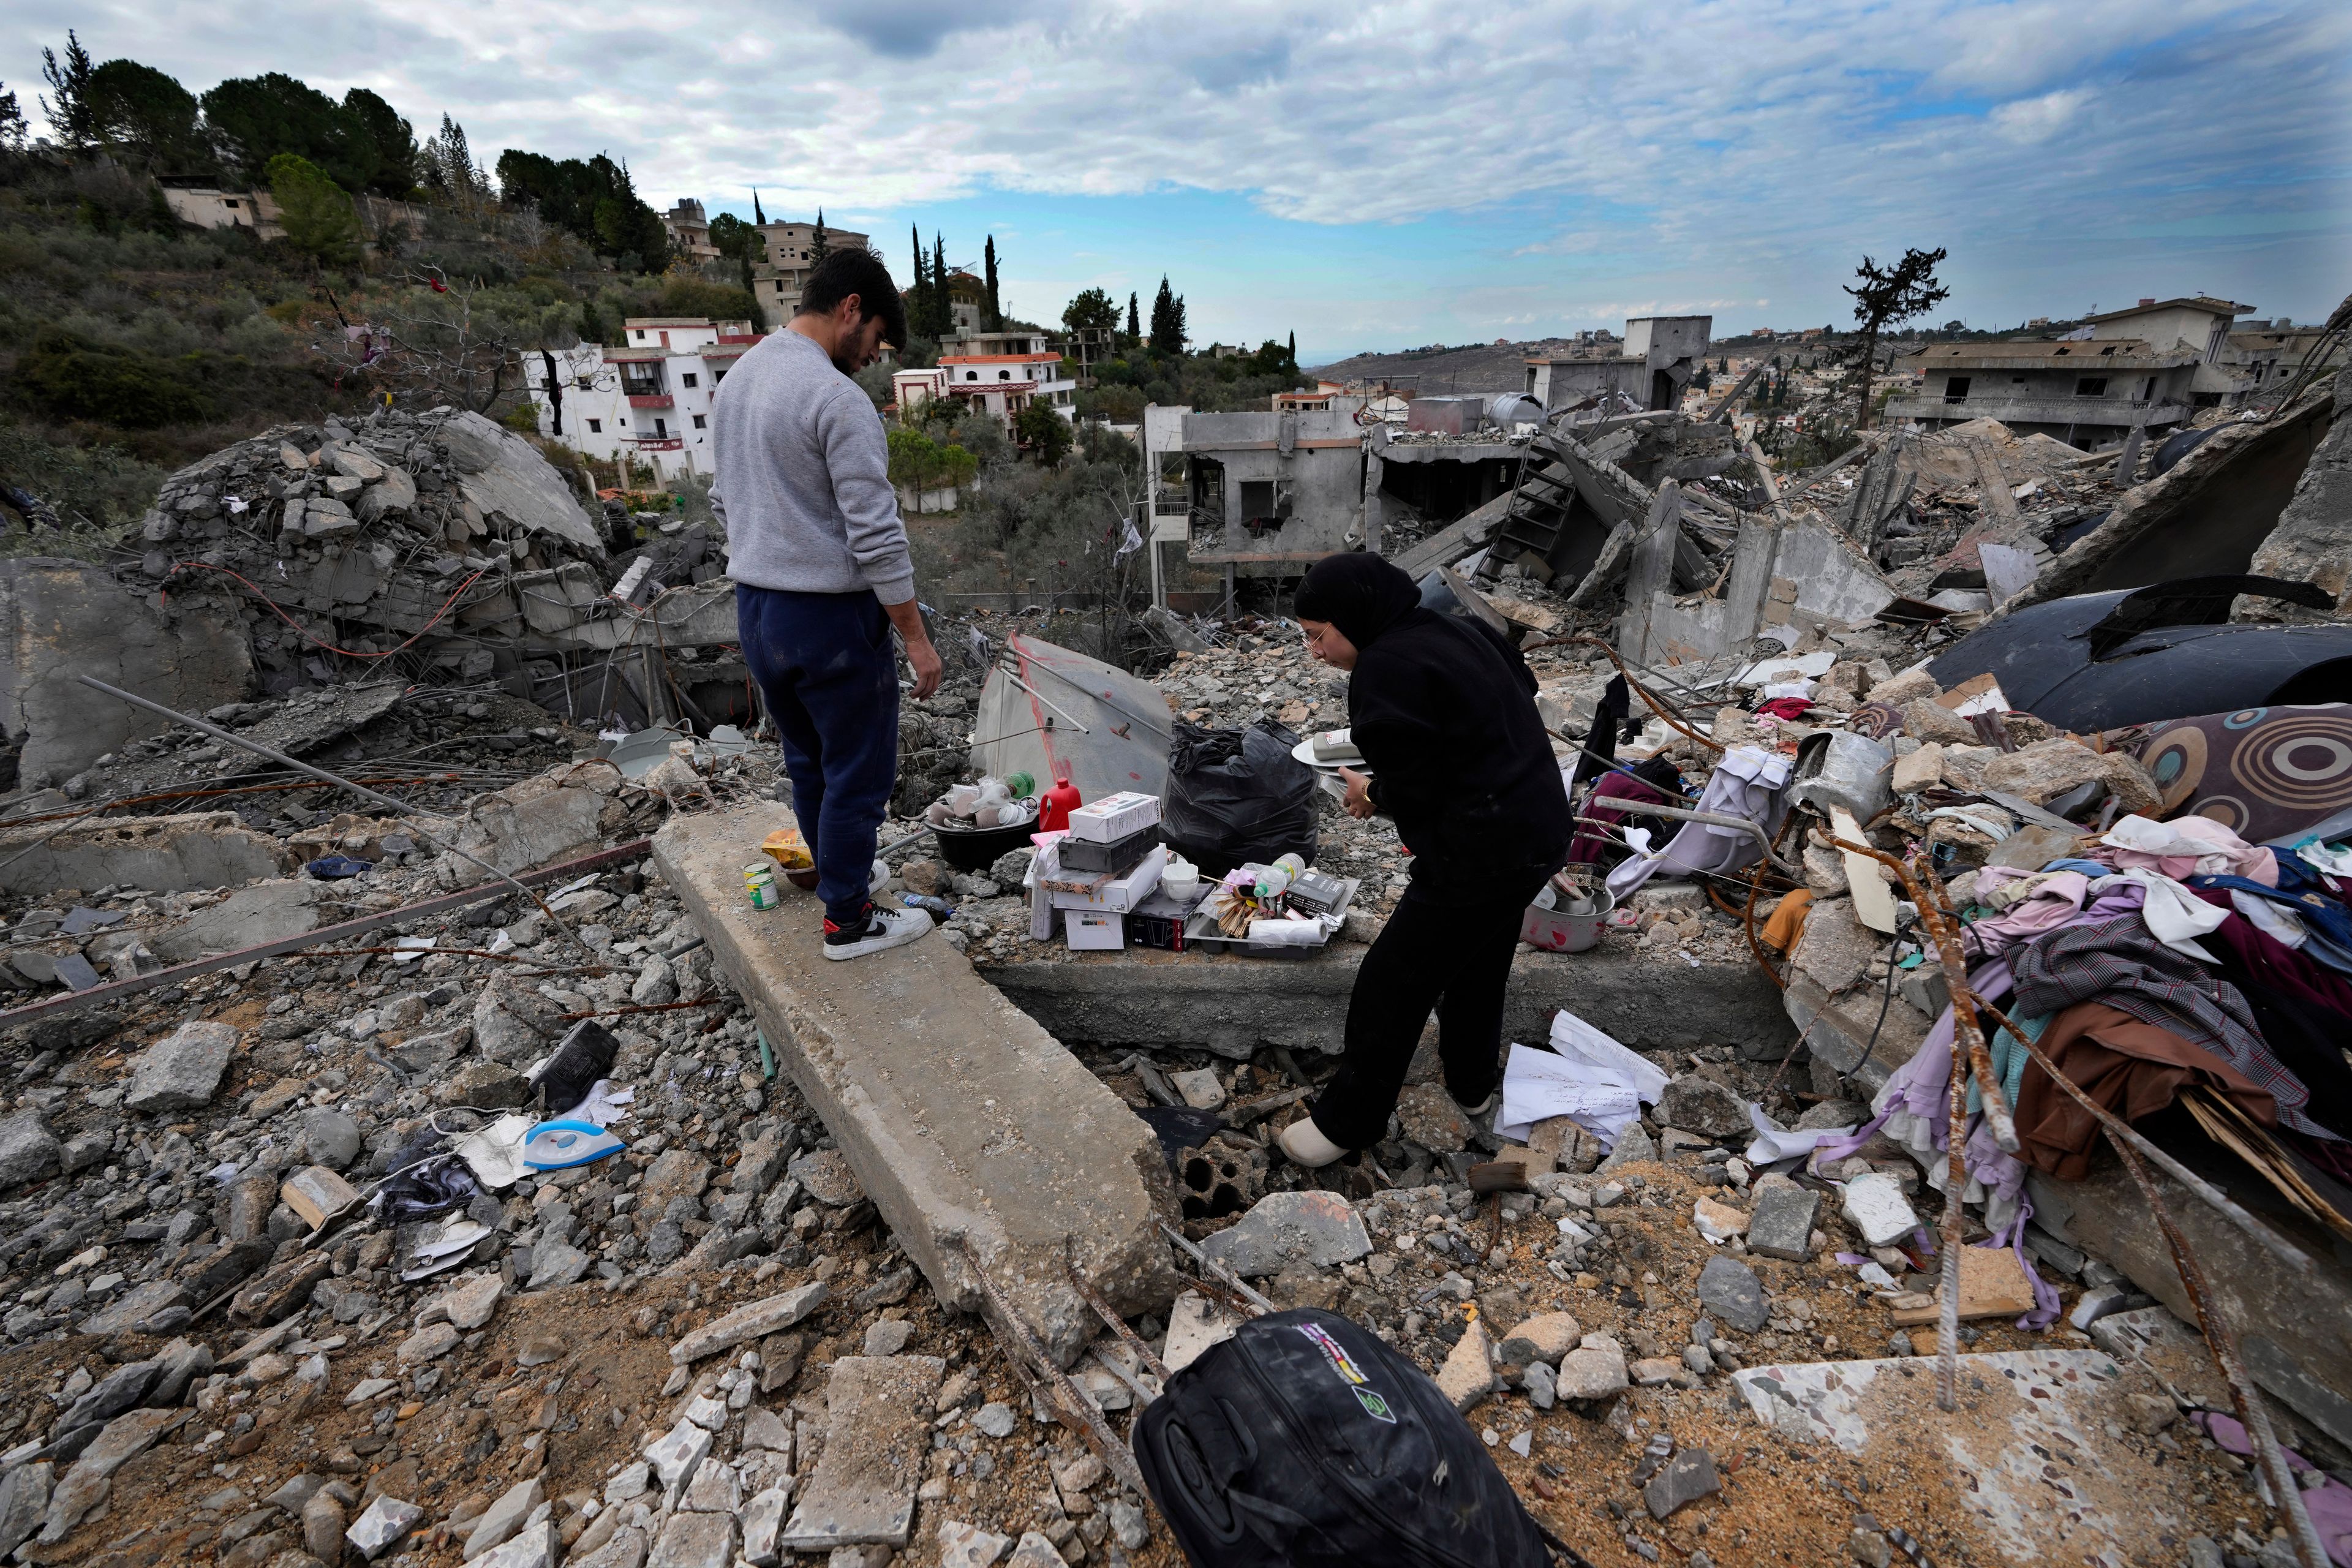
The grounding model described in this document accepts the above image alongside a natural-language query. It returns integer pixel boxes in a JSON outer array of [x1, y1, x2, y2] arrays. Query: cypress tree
[[983, 235, 1000, 330], [910, 224, 930, 341], [1126, 292, 1139, 339]]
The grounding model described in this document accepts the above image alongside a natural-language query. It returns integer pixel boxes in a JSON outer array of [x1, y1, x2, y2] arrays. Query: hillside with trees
[[0, 36, 749, 557]]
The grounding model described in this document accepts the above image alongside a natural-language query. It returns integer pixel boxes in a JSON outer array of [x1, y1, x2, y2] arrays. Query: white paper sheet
[[1548, 1008, 1668, 1102], [1495, 1043, 1645, 1146], [1744, 1102, 1857, 1167], [450, 1114, 533, 1189]]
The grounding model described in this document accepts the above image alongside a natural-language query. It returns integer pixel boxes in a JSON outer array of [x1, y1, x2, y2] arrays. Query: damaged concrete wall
[[0, 559, 251, 788], [2018, 383, 2334, 609], [2238, 366, 2352, 622]]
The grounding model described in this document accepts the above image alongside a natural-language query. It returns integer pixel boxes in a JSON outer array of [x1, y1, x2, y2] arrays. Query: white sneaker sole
[[822, 913, 932, 960]]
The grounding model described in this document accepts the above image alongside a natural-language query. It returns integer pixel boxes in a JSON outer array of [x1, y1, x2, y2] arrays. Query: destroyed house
[[524, 317, 763, 480], [1526, 314, 1713, 414], [1178, 408, 1366, 575], [1888, 296, 2254, 443], [747, 219, 873, 315]]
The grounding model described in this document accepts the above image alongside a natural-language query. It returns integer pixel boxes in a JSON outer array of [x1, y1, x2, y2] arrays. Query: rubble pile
[[125, 408, 608, 687]]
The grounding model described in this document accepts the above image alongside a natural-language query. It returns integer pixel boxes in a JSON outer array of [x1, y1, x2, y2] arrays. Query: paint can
[[744, 864, 780, 910]]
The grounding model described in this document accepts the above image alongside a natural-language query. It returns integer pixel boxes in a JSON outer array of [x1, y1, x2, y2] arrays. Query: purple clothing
[[1569, 771, 1666, 867]]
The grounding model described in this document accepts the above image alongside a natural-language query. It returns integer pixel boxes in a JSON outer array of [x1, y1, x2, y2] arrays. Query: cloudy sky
[[9, 1, 2346, 361]]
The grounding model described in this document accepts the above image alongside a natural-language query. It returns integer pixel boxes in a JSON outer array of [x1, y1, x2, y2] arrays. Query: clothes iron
[[522, 1120, 627, 1170]]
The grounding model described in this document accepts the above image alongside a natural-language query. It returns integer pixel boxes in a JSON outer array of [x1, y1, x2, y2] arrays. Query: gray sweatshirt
[[710, 330, 916, 603]]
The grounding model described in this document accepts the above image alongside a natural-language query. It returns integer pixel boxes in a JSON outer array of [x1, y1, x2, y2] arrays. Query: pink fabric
[[2105, 814, 2279, 886], [1961, 870, 2094, 959], [2194, 1412, 2352, 1566]]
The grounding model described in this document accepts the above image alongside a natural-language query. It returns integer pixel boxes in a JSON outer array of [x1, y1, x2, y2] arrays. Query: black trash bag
[[1135, 1307, 1561, 1568], [1162, 720, 1320, 878]]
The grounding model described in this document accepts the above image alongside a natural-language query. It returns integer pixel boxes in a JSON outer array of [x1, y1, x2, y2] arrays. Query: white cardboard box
[[1047, 844, 1167, 913], [1065, 910, 1126, 951], [1065, 791, 1160, 844]]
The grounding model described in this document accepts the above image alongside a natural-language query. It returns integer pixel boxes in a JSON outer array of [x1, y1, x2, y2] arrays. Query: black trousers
[[1309, 883, 1540, 1150]]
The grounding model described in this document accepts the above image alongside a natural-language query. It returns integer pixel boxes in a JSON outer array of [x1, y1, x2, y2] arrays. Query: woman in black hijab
[[1279, 552, 1571, 1167]]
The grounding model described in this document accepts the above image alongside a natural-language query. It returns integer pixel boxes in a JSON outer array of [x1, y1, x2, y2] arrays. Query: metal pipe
[[1158, 1220, 1275, 1314], [78, 676, 581, 949], [996, 665, 1091, 734]]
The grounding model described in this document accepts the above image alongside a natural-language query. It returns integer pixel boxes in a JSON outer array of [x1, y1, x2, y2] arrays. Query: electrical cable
[[157, 561, 492, 664]]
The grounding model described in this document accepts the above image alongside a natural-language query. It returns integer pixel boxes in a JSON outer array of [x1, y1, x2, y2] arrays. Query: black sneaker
[[821, 903, 931, 960]]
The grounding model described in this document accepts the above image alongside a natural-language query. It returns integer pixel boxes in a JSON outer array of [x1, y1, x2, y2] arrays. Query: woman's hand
[[1339, 767, 1375, 820]]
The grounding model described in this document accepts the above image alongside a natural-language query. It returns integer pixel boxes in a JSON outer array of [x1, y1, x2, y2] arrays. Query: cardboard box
[[1288, 867, 1350, 917], [1066, 791, 1160, 844], [1048, 845, 1167, 913], [1065, 910, 1126, 951]]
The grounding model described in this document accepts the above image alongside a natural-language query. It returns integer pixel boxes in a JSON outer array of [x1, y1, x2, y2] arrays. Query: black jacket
[[1349, 608, 1572, 905]]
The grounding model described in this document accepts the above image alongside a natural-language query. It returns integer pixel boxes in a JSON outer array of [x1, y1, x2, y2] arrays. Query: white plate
[[1291, 729, 1370, 774]]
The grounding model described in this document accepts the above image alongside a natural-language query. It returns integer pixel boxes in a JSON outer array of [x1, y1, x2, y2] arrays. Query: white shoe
[[1277, 1115, 1348, 1168], [1455, 1091, 1498, 1117], [822, 904, 931, 960]]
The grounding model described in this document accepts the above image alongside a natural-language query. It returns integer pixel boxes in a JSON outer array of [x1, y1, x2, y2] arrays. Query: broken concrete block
[[779, 1356, 944, 1552], [1393, 1082, 1471, 1149], [1643, 1448, 1721, 1520], [1169, 1068, 1226, 1110], [1555, 1340, 1630, 1401], [1661, 1074, 1749, 1139], [0, 559, 253, 788], [0, 1111, 61, 1189], [1696, 1255, 1769, 1332], [1692, 1196, 1748, 1245], [1198, 1191, 1371, 1278], [345, 1495, 424, 1559], [742, 1488, 791, 1566], [464, 1476, 545, 1559], [149, 879, 328, 964], [1747, 1185, 1821, 1261], [124, 1020, 238, 1113], [937, 1519, 1012, 1568], [1435, 1316, 1498, 1412], [1890, 743, 1943, 794], [670, 1281, 829, 1364], [646, 1510, 735, 1568], [0, 1463, 51, 1558], [1901, 698, 1978, 746], [1842, 1173, 1920, 1248], [1497, 1311, 1581, 1365]]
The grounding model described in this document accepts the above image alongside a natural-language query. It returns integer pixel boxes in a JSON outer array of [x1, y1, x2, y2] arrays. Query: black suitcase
[[1134, 1308, 1559, 1567]]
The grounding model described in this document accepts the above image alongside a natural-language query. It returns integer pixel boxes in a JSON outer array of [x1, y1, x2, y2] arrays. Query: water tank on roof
[[1488, 393, 1546, 430]]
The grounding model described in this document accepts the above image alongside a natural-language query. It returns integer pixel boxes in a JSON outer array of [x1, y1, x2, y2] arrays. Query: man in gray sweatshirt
[[713, 247, 944, 960]]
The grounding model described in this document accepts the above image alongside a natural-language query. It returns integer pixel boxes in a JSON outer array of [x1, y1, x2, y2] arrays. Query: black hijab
[[1294, 552, 1421, 650]]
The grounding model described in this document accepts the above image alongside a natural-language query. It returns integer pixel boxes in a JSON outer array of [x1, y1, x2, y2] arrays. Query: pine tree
[[1149, 277, 1185, 355], [910, 224, 930, 340], [39, 31, 96, 150], [983, 235, 1000, 330], [932, 232, 949, 337], [1126, 292, 1140, 339], [753, 188, 766, 224]]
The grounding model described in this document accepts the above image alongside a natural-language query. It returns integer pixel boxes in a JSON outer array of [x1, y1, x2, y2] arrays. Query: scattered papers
[[1496, 1009, 1668, 1146]]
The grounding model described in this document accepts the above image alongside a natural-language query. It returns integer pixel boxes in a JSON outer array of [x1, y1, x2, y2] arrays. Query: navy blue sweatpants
[[736, 585, 900, 929]]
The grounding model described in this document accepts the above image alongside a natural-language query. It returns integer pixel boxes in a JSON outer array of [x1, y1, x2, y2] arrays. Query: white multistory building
[[892, 328, 1077, 432], [522, 317, 763, 483]]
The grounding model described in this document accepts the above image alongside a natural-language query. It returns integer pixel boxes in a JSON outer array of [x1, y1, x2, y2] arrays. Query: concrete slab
[[778, 1355, 943, 1552], [1733, 1349, 2203, 1564], [653, 807, 1178, 1365], [0, 811, 291, 896], [2028, 1156, 2352, 1455], [979, 940, 1793, 1062]]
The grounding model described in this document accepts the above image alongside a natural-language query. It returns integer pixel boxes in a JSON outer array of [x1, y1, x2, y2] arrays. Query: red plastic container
[[1038, 775, 1083, 834]]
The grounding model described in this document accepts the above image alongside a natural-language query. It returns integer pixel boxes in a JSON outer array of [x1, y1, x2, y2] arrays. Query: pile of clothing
[[1816, 808, 2352, 1322]]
